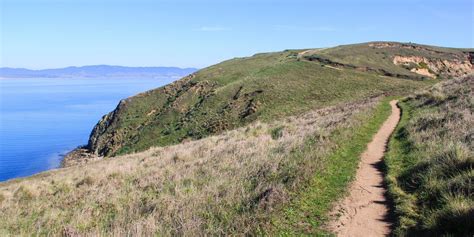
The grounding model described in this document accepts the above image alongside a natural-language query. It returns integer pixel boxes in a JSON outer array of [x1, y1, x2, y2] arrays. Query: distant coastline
[[0, 65, 198, 79]]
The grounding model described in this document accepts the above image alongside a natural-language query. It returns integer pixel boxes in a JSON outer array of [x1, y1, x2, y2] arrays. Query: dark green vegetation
[[272, 97, 395, 235], [87, 42, 473, 157], [385, 76, 473, 236]]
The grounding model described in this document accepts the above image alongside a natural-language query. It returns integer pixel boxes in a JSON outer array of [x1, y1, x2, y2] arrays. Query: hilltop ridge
[[74, 42, 472, 160]]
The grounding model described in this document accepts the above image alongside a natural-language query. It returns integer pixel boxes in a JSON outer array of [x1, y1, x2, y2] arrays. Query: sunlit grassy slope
[[87, 42, 464, 157]]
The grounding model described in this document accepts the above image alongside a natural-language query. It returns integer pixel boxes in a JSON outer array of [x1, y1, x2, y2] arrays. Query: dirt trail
[[328, 100, 400, 236], [296, 49, 323, 59]]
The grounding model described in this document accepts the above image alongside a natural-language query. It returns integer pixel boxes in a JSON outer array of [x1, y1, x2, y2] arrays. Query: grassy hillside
[[1, 42, 471, 235], [385, 76, 473, 236], [1, 97, 387, 235], [85, 42, 470, 158]]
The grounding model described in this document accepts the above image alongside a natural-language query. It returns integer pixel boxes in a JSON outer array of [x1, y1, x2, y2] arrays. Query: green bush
[[270, 126, 284, 140]]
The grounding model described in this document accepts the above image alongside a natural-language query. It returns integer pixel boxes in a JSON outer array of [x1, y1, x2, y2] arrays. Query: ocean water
[[0, 77, 174, 182]]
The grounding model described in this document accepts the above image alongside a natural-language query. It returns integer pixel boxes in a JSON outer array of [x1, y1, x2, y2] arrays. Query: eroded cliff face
[[393, 55, 472, 78], [85, 71, 265, 157], [299, 42, 473, 81], [87, 73, 213, 156], [369, 42, 473, 78], [87, 99, 127, 156]]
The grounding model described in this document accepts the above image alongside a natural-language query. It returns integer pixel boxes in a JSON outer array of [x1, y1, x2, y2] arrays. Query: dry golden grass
[[0, 98, 380, 236]]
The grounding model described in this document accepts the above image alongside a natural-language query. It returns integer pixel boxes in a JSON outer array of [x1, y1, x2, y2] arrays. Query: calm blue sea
[[0, 77, 174, 182]]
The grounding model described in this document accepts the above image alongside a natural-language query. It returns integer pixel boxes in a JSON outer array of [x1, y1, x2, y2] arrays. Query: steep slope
[[0, 97, 389, 235], [83, 42, 471, 158]]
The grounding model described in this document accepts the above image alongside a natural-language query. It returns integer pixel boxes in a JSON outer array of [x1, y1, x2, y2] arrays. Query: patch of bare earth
[[328, 100, 400, 236], [296, 49, 323, 60]]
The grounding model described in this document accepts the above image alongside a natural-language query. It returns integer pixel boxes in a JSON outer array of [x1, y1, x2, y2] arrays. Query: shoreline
[[61, 147, 101, 168], [0, 147, 98, 184]]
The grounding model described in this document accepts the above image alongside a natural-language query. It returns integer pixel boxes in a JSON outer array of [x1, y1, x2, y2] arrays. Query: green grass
[[270, 97, 396, 235], [87, 42, 447, 157], [270, 126, 284, 140], [384, 76, 473, 236]]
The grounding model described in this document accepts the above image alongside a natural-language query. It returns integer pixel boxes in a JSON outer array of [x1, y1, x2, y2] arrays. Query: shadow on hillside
[[372, 159, 397, 235]]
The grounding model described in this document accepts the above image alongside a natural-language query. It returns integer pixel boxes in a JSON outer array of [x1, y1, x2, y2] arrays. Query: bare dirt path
[[328, 100, 400, 236], [296, 49, 323, 59]]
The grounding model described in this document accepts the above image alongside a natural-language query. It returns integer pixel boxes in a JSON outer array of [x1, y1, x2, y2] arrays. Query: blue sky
[[1, 0, 472, 69]]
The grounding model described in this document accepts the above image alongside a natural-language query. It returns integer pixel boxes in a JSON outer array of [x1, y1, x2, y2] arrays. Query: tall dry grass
[[385, 76, 473, 236], [0, 98, 380, 236]]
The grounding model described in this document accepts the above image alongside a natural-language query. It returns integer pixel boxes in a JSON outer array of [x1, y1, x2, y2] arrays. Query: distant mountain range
[[0, 65, 198, 79]]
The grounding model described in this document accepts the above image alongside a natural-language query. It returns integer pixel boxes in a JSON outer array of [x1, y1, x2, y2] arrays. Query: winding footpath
[[328, 100, 400, 236]]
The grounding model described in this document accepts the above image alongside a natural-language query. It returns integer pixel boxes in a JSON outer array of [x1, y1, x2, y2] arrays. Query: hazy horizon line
[[0, 65, 201, 71]]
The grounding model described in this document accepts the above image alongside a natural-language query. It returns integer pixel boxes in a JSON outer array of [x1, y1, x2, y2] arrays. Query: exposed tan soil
[[393, 55, 473, 78], [296, 49, 323, 59], [328, 100, 400, 236]]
